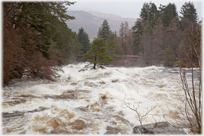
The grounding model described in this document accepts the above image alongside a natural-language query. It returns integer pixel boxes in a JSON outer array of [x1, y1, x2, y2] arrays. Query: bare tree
[[152, 17, 164, 61], [121, 95, 157, 134], [177, 22, 202, 133], [119, 22, 125, 54], [127, 28, 134, 55], [119, 22, 133, 55], [163, 18, 183, 60]]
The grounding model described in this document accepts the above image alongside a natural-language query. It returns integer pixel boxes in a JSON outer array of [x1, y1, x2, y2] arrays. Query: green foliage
[[140, 2, 159, 23], [106, 34, 123, 58], [132, 19, 143, 54], [3, 1, 80, 85], [173, 61, 179, 67], [52, 20, 82, 63], [97, 20, 122, 58], [198, 129, 202, 134], [83, 38, 113, 69], [140, 3, 150, 21], [149, 3, 158, 22], [140, 2, 179, 29], [161, 3, 179, 27], [15, 2, 75, 59], [180, 2, 198, 23], [77, 27, 90, 54], [97, 20, 113, 41], [163, 46, 175, 67], [140, 2, 160, 34]]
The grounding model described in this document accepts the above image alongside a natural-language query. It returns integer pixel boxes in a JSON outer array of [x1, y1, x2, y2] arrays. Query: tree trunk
[[93, 55, 97, 69]]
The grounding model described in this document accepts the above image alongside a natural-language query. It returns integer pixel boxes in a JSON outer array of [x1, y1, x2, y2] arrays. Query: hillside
[[66, 10, 136, 39]]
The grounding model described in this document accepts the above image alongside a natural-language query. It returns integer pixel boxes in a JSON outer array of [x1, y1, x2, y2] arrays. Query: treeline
[[83, 1, 201, 68], [3, 1, 201, 85], [3, 2, 83, 86], [130, 2, 201, 66]]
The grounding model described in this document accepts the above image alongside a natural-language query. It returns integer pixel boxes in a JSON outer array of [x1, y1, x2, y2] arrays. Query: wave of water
[[2, 62, 194, 134]]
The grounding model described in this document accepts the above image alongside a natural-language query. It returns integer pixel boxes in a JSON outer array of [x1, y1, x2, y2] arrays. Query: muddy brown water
[[2, 63, 197, 134]]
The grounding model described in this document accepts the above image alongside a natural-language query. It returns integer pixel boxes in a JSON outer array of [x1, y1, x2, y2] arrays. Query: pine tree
[[161, 3, 179, 27], [132, 19, 144, 55], [106, 34, 123, 58], [97, 20, 112, 41], [140, 2, 159, 34], [52, 20, 83, 63], [158, 4, 166, 16], [140, 3, 150, 21], [3, 2, 77, 85], [140, 2, 158, 23], [18, 2, 75, 58], [180, 2, 198, 23], [83, 38, 113, 69], [77, 27, 90, 54], [149, 2, 158, 23]]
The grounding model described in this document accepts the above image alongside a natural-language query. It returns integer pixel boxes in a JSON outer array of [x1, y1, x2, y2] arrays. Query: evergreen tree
[[132, 19, 144, 55], [172, 3, 179, 20], [17, 2, 75, 58], [140, 3, 150, 21], [149, 2, 158, 22], [106, 34, 123, 58], [77, 27, 90, 54], [140, 2, 158, 23], [83, 38, 113, 69], [97, 20, 112, 41], [180, 2, 198, 23], [52, 21, 83, 63], [158, 4, 166, 16], [98, 20, 122, 58], [161, 3, 179, 27], [3, 1, 77, 85], [140, 2, 159, 34]]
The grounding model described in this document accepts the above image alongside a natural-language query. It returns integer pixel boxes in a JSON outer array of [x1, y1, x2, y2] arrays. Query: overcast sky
[[68, 0, 202, 20]]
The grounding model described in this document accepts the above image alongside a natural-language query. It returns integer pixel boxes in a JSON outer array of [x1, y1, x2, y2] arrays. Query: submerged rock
[[133, 126, 154, 134], [133, 122, 186, 134], [105, 126, 121, 134]]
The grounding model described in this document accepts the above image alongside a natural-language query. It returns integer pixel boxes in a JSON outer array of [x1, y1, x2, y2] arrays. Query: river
[[2, 62, 199, 134]]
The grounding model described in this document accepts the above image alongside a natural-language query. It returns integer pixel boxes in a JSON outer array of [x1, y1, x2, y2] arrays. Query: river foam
[[2, 62, 195, 134]]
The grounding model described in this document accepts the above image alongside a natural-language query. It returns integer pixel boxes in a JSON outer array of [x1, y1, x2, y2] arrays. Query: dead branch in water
[[121, 95, 157, 134]]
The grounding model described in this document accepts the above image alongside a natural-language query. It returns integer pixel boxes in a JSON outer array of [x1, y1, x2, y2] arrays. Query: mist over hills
[[66, 10, 136, 40]]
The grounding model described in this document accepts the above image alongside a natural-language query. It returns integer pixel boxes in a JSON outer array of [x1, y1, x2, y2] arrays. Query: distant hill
[[66, 10, 136, 40]]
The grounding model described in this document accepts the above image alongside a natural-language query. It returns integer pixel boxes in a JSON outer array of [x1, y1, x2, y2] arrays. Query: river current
[[2, 62, 198, 134]]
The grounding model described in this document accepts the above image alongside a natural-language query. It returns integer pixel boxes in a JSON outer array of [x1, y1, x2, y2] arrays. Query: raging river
[[2, 62, 199, 134]]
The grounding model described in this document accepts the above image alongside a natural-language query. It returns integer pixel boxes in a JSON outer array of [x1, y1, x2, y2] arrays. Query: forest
[[2, 1, 202, 134], [3, 1, 201, 85]]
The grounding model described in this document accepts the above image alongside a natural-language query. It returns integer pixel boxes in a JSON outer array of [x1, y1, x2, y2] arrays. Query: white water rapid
[[2, 62, 198, 134]]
